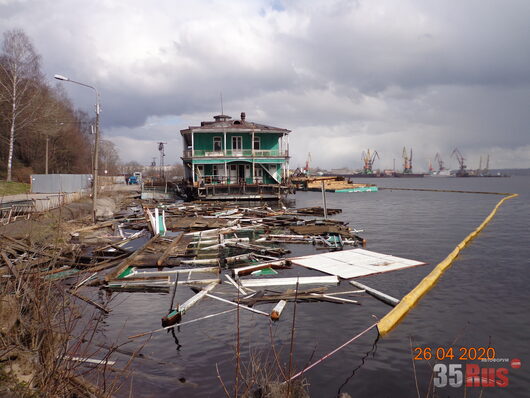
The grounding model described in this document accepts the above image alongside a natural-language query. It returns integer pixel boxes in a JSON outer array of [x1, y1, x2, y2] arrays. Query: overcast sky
[[2, 0, 530, 171]]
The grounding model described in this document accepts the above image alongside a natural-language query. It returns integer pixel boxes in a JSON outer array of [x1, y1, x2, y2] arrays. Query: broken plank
[[0, 251, 18, 278], [270, 300, 287, 320], [180, 258, 220, 266], [240, 276, 339, 288], [224, 274, 247, 295], [128, 267, 219, 278], [63, 356, 115, 366], [232, 261, 289, 277], [105, 234, 159, 281], [349, 280, 400, 307], [162, 281, 218, 326], [201, 292, 269, 316], [68, 290, 110, 313], [309, 293, 360, 304], [71, 220, 115, 234], [156, 233, 184, 266]]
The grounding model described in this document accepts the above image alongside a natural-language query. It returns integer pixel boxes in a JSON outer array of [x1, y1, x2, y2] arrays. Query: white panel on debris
[[240, 275, 339, 288], [290, 248, 425, 279]]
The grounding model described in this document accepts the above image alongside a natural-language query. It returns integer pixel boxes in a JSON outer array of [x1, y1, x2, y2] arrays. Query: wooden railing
[[183, 149, 289, 158]]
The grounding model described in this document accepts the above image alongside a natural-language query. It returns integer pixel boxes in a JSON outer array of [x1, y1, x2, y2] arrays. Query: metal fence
[[0, 192, 87, 225], [30, 174, 92, 193]]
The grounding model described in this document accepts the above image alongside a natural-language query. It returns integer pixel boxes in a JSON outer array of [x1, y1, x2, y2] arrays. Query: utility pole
[[54, 74, 101, 223]]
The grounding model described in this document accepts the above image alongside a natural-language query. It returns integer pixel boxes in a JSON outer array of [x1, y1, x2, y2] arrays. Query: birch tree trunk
[[0, 29, 41, 181]]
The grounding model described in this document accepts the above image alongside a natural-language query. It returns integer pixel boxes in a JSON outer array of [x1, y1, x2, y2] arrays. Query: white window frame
[[232, 136, 242, 151], [253, 136, 260, 150], [213, 136, 222, 151]]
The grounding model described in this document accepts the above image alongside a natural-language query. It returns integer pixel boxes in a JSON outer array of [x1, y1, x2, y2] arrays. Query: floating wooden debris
[[239, 275, 339, 288], [127, 267, 219, 278], [237, 287, 357, 305], [63, 356, 116, 366], [349, 280, 400, 307], [251, 267, 278, 276], [194, 291, 269, 316], [270, 300, 287, 320], [105, 234, 160, 281], [156, 232, 184, 266], [162, 282, 218, 327], [68, 290, 109, 313], [232, 261, 290, 277], [224, 274, 247, 295]]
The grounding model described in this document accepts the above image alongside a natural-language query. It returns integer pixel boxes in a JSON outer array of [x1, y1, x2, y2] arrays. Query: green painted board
[[117, 266, 134, 279], [251, 267, 278, 276], [44, 268, 79, 280]]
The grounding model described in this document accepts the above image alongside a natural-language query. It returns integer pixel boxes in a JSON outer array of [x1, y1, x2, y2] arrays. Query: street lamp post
[[54, 74, 100, 223]]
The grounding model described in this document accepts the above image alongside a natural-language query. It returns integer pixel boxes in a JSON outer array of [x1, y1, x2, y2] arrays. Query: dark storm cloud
[[1, 0, 530, 168]]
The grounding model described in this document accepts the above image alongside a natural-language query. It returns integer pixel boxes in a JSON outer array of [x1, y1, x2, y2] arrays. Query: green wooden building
[[180, 112, 292, 199]]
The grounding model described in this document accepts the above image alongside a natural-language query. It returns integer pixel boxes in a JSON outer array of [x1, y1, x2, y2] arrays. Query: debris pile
[[1, 197, 425, 388]]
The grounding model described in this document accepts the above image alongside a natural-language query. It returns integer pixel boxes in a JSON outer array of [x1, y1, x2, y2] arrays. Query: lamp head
[[54, 74, 69, 81]]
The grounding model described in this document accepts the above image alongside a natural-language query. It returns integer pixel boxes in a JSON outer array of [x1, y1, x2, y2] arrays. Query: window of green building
[[213, 136, 222, 151]]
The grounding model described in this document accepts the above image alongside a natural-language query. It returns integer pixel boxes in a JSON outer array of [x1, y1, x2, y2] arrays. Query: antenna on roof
[[220, 91, 224, 115]]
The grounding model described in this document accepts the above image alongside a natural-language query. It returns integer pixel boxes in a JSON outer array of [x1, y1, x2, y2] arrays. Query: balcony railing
[[195, 175, 265, 185], [183, 149, 289, 158]]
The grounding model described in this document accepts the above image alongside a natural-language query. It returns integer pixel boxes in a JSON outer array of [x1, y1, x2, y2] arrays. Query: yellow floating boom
[[377, 192, 518, 336]]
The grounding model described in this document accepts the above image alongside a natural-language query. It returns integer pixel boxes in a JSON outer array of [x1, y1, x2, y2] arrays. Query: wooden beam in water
[[240, 275, 339, 288], [270, 300, 287, 320], [203, 292, 269, 316], [157, 233, 184, 266], [162, 281, 218, 326], [349, 280, 399, 307]]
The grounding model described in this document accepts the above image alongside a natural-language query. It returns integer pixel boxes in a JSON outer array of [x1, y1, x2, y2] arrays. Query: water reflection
[[170, 327, 182, 350], [336, 333, 380, 397]]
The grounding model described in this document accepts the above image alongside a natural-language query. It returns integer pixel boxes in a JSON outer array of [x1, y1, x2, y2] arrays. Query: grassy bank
[[0, 181, 30, 196]]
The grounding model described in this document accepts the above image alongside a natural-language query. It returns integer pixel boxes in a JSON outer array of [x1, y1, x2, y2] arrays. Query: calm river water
[[97, 176, 530, 397]]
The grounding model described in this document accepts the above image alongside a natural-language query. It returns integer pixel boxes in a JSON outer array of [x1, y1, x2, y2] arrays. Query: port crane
[[434, 152, 446, 172], [478, 154, 490, 176], [361, 149, 379, 174], [402, 147, 413, 174], [451, 148, 468, 176]]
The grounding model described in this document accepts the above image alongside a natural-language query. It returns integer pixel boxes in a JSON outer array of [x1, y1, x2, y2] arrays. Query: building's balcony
[[182, 149, 289, 158], [194, 175, 264, 185]]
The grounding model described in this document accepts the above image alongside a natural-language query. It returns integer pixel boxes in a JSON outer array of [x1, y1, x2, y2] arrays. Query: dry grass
[[0, 182, 30, 196], [0, 241, 127, 397]]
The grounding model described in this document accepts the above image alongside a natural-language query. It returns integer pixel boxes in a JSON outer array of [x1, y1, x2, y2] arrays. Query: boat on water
[[291, 176, 378, 192]]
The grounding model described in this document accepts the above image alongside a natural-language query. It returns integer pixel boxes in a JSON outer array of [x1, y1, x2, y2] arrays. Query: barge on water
[[179, 113, 293, 201]]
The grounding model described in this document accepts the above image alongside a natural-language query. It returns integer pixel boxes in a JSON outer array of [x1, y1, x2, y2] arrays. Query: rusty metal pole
[[92, 95, 100, 223], [321, 180, 327, 220]]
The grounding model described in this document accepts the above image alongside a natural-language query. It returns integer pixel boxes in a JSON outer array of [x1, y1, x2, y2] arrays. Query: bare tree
[[99, 139, 121, 175], [0, 28, 43, 181], [122, 160, 143, 175]]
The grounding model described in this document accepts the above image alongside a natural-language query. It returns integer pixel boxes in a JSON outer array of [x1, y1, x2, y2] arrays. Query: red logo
[[510, 358, 521, 369], [465, 364, 509, 387]]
